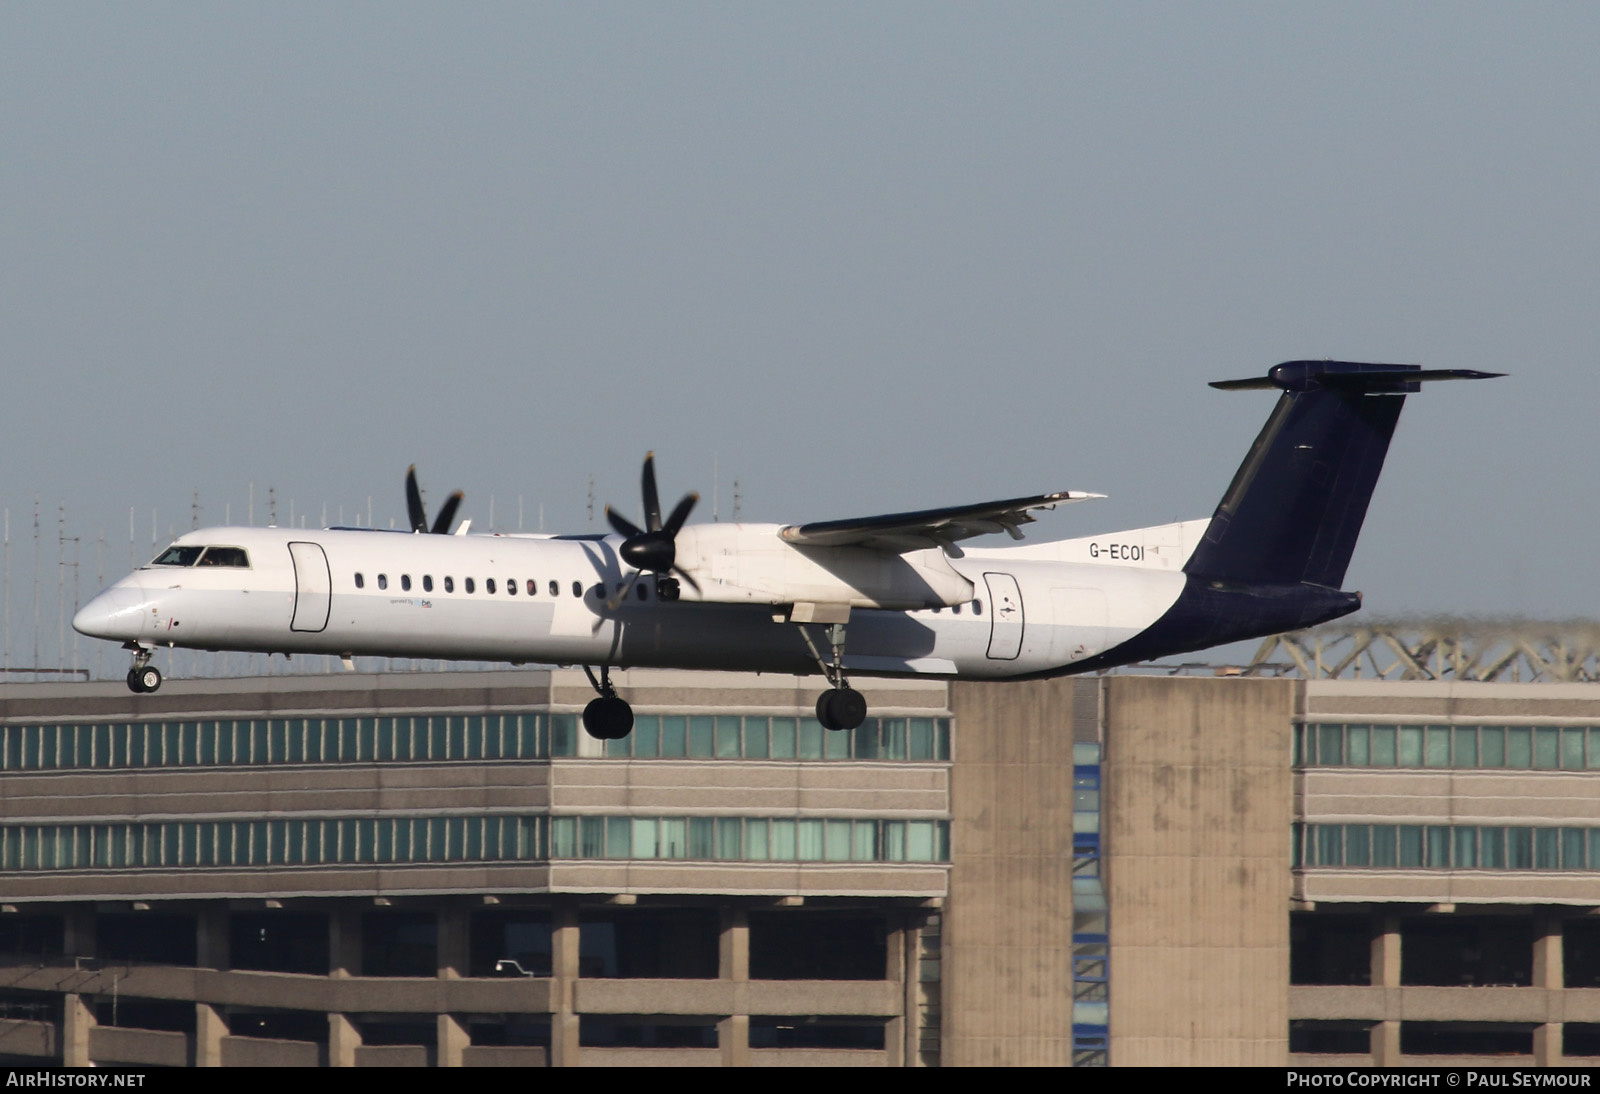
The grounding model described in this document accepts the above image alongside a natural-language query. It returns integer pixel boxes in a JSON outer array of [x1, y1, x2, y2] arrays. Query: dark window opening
[[401, 574, 412, 592], [1564, 1023, 1600, 1057], [1291, 914, 1371, 985], [572, 581, 582, 598], [197, 546, 249, 567], [94, 998, 195, 1034], [230, 912, 329, 975], [0, 916, 64, 959], [1401, 917, 1532, 986], [1566, 921, 1600, 987], [470, 1019, 551, 1047], [423, 575, 433, 592], [549, 580, 559, 597], [1401, 1022, 1533, 1056], [465, 578, 476, 594], [471, 911, 553, 978], [358, 1020, 435, 1046], [507, 578, 516, 595], [229, 1010, 329, 1043], [150, 545, 204, 567], [580, 909, 719, 979], [580, 1018, 718, 1048], [444, 576, 454, 593], [952, 603, 961, 615], [354, 573, 364, 589], [750, 912, 887, 980], [97, 913, 196, 966], [749, 1017, 885, 1050], [637, 582, 648, 601], [487, 578, 497, 594], [526, 579, 536, 596], [362, 912, 436, 978], [972, 599, 983, 615], [1290, 1021, 1371, 1054], [377, 574, 388, 591]]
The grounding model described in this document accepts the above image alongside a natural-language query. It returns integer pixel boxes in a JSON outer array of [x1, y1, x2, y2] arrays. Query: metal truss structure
[[1240, 620, 1600, 683]]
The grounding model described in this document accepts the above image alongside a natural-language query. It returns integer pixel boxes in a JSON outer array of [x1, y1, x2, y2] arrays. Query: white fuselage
[[73, 520, 1211, 681]]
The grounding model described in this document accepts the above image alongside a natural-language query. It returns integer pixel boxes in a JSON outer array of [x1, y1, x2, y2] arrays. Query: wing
[[778, 491, 1103, 553]]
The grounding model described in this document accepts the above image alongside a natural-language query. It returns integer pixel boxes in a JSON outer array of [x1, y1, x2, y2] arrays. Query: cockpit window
[[151, 546, 205, 567], [197, 546, 249, 568]]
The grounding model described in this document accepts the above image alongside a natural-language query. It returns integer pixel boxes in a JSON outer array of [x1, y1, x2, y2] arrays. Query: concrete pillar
[[1535, 913, 1564, 1066], [719, 906, 750, 1067], [197, 906, 229, 970], [195, 1002, 227, 1067], [328, 1013, 359, 1067], [1372, 1020, 1402, 1067], [438, 908, 469, 979], [550, 903, 580, 1068], [437, 1013, 469, 1067], [1372, 913, 1401, 988], [62, 994, 95, 1068], [884, 915, 907, 1067], [330, 906, 362, 978]]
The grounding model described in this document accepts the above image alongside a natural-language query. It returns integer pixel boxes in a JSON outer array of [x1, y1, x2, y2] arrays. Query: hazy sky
[[3, 3, 1596, 662]]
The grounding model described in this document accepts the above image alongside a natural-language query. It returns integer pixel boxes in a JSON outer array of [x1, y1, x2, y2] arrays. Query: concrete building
[[0, 663, 1594, 1066]]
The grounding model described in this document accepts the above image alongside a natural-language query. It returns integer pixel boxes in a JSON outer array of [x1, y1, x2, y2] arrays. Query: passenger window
[[549, 580, 559, 597], [355, 573, 364, 589], [465, 578, 475, 594], [637, 582, 648, 601], [573, 581, 583, 598], [401, 575, 412, 592], [378, 574, 388, 590], [526, 579, 536, 596], [952, 602, 960, 615], [444, 576, 454, 593], [423, 575, 433, 593], [507, 578, 517, 596], [487, 578, 497, 594], [973, 600, 983, 615]]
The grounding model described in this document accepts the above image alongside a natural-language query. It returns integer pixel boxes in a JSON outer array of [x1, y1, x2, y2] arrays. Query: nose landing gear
[[581, 665, 634, 740], [800, 620, 869, 732], [125, 648, 161, 694]]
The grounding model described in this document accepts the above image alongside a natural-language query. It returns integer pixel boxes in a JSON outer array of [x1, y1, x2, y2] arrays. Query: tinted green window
[[1399, 827, 1423, 867], [1424, 726, 1450, 768], [799, 718, 824, 760], [1564, 828, 1587, 869], [1452, 726, 1478, 768], [1398, 727, 1423, 767], [716, 818, 742, 860], [1535, 728, 1559, 770], [1480, 827, 1504, 868], [886, 718, 908, 760], [909, 718, 935, 761], [549, 714, 577, 757], [1344, 825, 1371, 867], [1317, 826, 1343, 867], [1508, 828, 1533, 868], [797, 820, 824, 861], [689, 716, 714, 757], [854, 719, 882, 760], [660, 716, 687, 758], [824, 723, 850, 759], [1347, 725, 1370, 766], [1454, 827, 1477, 868], [579, 817, 604, 858], [715, 716, 741, 758], [447, 716, 466, 760], [660, 818, 688, 858], [1563, 729, 1585, 770], [633, 716, 660, 758], [1508, 727, 1532, 768], [770, 718, 797, 760], [745, 819, 768, 860], [853, 820, 877, 862], [744, 717, 769, 759], [550, 817, 576, 857], [1481, 726, 1506, 767], [1589, 729, 1600, 770], [605, 817, 630, 859], [1536, 828, 1559, 869], [771, 820, 796, 860], [630, 819, 657, 858], [1318, 725, 1344, 766], [908, 821, 937, 862], [1425, 826, 1451, 867], [1371, 726, 1397, 767], [604, 732, 630, 758], [689, 817, 714, 858]]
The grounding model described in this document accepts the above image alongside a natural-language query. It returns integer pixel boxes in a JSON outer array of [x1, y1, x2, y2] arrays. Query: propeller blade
[[405, 466, 428, 533], [642, 452, 661, 532], [663, 492, 699, 536], [604, 570, 645, 612], [673, 565, 701, 594], [431, 491, 464, 535], [606, 507, 644, 539]]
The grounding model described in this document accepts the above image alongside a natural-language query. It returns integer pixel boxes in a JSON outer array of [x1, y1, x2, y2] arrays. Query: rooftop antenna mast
[[587, 475, 595, 529]]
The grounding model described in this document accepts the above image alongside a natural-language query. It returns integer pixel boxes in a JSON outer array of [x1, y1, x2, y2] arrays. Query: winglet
[[1210, 360, 1505, 394]]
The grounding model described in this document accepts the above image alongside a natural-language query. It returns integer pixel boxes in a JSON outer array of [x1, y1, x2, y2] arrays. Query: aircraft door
[[983, 572, 1024, 660], [288, 541, 332, 633]]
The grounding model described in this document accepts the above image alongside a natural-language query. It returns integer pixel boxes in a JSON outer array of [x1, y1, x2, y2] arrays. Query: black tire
[[582, 695, 634, 740], [819, 687, 867, 731], [126, 669, 146, 694]]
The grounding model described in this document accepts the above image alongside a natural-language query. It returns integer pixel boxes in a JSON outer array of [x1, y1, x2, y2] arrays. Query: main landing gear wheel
[[816, 687, 867, 732], [580, 665, 634, 740], [583, 696, 634, 741], [126, 665, 162, 694]]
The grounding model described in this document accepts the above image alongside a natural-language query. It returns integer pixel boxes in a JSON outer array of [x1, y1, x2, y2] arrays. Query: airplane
[[73, 360, 1499, 741]]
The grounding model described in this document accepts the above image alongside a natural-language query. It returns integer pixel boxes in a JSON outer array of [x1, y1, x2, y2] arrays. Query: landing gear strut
[[801, 621, 869, 732], [125, 647, 161, 694], [581, 665, 634, 740]]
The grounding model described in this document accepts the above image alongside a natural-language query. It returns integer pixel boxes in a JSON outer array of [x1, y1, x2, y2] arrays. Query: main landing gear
[[125, 647, 162, 694], [801, 621, 869, 732], [581, 665, 634, 740]]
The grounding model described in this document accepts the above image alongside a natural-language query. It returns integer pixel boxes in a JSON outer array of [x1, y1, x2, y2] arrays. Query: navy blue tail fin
[[1184, 360, 1502, 588]]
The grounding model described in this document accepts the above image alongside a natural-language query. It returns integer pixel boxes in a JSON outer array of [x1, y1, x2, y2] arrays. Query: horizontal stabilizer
[[1210, 360, 1504, 394]]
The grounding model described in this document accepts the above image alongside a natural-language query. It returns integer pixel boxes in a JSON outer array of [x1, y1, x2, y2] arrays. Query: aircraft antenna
[[32, 497, 39, 680], [3, 508, 9, 677]]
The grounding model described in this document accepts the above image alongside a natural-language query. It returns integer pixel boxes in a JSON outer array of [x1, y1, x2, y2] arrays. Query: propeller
[[605, 453, 700, 602], [405, 465, 465, 534]]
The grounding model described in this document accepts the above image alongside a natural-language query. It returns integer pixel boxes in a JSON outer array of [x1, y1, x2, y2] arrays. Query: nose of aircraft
[[73, 583, 150, 642]]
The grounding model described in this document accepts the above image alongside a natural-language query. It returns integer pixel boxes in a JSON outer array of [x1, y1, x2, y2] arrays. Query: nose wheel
[[125, 650, 162, 694], [581, 665, 634, 740], [799, 619, 870, 731]]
